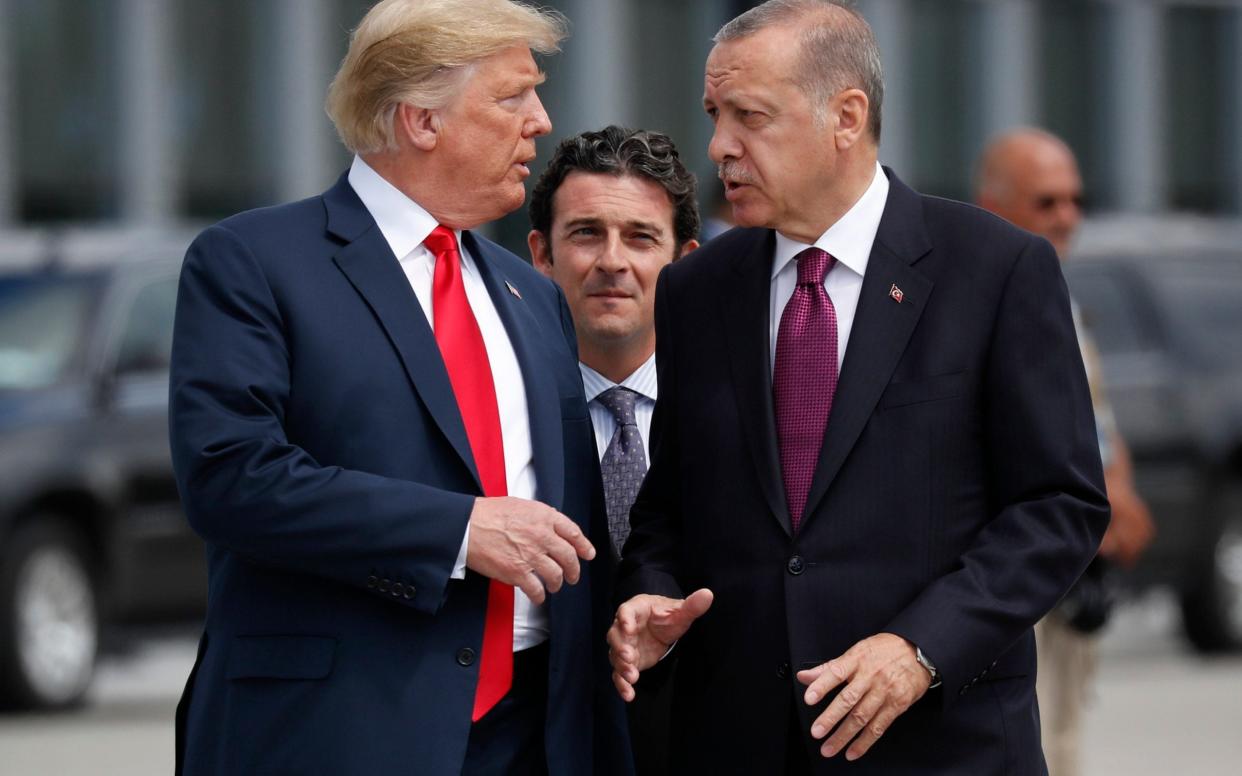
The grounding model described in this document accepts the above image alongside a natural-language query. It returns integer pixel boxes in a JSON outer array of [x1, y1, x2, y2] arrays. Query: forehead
[[552, 172, 676, 227], [469, 45, 543, 90], [705, 26, 800, 94]]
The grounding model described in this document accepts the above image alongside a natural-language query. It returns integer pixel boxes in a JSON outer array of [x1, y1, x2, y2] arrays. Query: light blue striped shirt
[[580, 355, 657, 462]]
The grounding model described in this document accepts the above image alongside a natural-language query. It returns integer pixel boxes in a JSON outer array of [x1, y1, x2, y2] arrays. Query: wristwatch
[[915, 646, 942, 688]]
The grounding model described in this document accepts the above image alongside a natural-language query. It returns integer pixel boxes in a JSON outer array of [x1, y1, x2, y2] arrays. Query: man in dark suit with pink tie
[[607, 1, 1108, 773]]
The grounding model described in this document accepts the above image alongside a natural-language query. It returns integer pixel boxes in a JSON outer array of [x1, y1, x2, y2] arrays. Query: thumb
[[680, 588, 714, 621]]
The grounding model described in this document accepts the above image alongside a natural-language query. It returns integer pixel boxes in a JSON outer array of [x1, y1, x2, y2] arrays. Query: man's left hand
[[795, 633, 932, 761]]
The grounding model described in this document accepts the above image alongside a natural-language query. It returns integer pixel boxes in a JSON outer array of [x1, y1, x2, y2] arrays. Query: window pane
[[115, 275, 178, 375]]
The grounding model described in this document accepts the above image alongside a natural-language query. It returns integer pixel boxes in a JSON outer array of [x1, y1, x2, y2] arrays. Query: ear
[[831, 88, 869, 150], [528, 230, 553, 276], [395, 103, 440, 152], [678, 238, 700, 258]]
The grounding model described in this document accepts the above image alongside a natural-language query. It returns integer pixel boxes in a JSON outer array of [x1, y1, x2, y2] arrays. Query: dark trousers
[[786, 697, 813, 775], [462, 643, 549, 776], [627, 661, 675, 775]]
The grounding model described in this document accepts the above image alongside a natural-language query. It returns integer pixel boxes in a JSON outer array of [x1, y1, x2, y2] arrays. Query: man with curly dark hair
[[529, 125, 700, 775]]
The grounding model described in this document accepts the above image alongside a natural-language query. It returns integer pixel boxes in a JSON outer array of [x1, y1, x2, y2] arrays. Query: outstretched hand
[[606, 589, 714, 701]]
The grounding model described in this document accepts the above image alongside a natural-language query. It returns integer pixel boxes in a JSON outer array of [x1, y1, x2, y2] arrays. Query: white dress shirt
[[769, 162, 890, 372], [347, 155, 546, 650], [580, 355, 658, 462]]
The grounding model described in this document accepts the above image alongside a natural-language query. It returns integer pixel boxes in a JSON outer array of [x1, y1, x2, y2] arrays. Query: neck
[[580, 341, 653, 385], [361, 151, 479, 229], [779, 148, 878, 244]]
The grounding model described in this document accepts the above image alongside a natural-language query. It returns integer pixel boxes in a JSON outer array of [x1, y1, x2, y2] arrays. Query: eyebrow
[[562, 216, 667, 234]]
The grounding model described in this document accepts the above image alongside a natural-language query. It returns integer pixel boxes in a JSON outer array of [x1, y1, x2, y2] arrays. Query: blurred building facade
[[0, 0, 1239, 253]]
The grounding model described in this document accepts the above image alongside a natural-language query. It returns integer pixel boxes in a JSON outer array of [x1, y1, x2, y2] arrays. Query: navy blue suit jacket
[[618, 170, 1109, 774], [170, 174, 624, 775]]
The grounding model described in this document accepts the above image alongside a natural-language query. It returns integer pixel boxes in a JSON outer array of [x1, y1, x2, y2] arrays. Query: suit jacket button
[[367, 575, 378, 589], [787, 556, 805, 575], [456, 647, 477, 667], [777, 662, 791, 679]]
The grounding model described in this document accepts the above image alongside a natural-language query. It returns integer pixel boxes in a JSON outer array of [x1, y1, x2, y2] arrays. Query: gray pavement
[[0, 591, 1239, 775]]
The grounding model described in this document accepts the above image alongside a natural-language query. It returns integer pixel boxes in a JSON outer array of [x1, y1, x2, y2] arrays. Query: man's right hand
[[465, 496, 596, 604], [607, 589, 714, 701]]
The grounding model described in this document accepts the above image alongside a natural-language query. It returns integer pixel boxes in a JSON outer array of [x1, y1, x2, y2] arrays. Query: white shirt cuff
[[451, 522, 470, 579]]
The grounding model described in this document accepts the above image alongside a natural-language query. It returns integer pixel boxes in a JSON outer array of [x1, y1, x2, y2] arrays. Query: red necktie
[[773, 248, 838, 532], [425, 225, 513, 721]]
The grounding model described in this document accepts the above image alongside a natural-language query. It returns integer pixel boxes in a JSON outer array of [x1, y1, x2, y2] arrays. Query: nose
[[526, 92, 552, 138], [596, 233, 629, 273], [707, 120, 739, 165]]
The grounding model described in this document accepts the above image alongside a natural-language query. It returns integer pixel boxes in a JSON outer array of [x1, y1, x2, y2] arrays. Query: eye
[[570, 226, 598, 238], [705, 106, 719, 121]]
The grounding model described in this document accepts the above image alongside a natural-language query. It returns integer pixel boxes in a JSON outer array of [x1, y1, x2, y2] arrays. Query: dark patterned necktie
[[773, 248, 838, 532], [596, 386, 648, 558]]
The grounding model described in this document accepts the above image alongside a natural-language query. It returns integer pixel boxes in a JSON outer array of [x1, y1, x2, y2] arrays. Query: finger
[[804, 657, 850, 705], [543, 533, 582, 585], [617, 597, 652, 636], [552, 514, 596, 560], [516, 569, 546, 605], [531, 553, 564, 594], [844, 703, 902, 761], [796, 664, 828, 686], [810, 674, 868, 739], [820, 687, 884, 758], [606, 626, 639, 668], [679, 588, 714, 621], [612, 670, 635, 702]]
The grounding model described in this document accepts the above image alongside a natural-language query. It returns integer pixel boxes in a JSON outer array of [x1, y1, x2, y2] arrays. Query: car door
[[90, 263, 205, 617]]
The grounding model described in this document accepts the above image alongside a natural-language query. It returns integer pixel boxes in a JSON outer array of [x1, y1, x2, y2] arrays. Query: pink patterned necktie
[[773, 248, 838, 532]]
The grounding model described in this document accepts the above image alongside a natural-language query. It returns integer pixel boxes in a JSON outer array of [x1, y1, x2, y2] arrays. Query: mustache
[[718, 161, 756, 185]]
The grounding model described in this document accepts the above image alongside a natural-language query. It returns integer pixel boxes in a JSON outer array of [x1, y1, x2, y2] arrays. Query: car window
[[1065, 268, 1152, 356], [0, 273, 95, 390], [114, 275, 178, 376]]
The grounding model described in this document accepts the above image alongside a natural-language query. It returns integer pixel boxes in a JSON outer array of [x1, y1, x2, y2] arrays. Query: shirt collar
[[347, 155, 460, 260], [580, 354, 657, 404], [771, 161, 890, 281]]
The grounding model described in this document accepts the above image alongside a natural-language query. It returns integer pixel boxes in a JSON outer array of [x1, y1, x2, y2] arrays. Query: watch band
[[915, 646, 942, 688]]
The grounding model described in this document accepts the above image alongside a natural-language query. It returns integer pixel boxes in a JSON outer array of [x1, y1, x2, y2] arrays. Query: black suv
[[0, 232, 205, 709], [1065, 237, 1242, 652]]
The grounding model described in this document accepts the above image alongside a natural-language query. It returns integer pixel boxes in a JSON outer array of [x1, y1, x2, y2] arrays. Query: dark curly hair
[[529, 125, 700, 252]]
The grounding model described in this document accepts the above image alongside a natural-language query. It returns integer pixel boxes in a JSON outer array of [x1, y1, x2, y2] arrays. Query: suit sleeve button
[[390, 582, 404, 597], [777, 662, 791, 679], [787, 556, 805, 575], [456, 647, 477, 667], [378, 578, 391, 593], [403, 585, 416, 599], [367, 575, 378, 589]]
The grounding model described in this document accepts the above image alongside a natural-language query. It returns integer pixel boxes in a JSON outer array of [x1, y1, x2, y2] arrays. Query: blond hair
[[326, 0, 567, 154]]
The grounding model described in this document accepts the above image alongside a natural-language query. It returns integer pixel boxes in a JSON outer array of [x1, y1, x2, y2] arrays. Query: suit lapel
[[721, 229, 792, 536], [324, 176, 483, 493], [801, 171, 933, 522], [464, 232, 566, 512]]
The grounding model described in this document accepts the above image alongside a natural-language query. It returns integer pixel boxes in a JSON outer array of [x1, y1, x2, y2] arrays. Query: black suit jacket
[[170, 174, 626, 775], [618, 169, 1108, 774]]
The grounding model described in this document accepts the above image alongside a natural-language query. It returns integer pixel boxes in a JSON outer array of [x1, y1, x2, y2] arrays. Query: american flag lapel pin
[[505, 280, 522, 300], [889, 283, 904, 303]]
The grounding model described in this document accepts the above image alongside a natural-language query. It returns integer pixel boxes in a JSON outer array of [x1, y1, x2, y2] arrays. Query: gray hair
[[715, 0, 883, 140]]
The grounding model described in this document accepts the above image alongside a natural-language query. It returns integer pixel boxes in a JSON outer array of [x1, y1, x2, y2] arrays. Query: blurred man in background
[[168, 1, 626, 774], [976, 127, 1156, 776], [529, 125, 699, 775]]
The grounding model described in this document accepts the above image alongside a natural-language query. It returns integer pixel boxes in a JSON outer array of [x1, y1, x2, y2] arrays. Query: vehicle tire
[[0, 517, 99, 709], [1181, 481, 1242, 653]]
